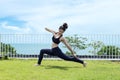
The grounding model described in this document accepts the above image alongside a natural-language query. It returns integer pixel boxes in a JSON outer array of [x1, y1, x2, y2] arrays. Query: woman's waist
[[51, 44, 60, 49], [52, 43, 59, 48]]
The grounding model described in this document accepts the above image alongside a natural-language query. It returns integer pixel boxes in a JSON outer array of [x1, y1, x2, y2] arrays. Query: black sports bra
[[52, 33, 62, 44]]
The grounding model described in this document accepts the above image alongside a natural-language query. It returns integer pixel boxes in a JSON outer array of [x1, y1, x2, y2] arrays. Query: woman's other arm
[[45, 27, 56, 34], [61, 37, 77, 58]]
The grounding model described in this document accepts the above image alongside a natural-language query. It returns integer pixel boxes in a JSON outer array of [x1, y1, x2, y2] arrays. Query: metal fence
[[0, 34, 120, 60]]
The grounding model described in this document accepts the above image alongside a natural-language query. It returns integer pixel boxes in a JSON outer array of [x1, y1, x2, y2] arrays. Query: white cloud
[[1, 22, 21, 31], [0, 22, 31, 34], [0, 0, 120, 34]]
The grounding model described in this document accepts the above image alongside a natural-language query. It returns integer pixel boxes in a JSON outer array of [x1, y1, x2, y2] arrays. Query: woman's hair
[[59, 23, 68, 31]]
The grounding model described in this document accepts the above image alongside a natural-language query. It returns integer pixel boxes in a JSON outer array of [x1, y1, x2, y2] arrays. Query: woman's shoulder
[[60, 36, 65, 41]]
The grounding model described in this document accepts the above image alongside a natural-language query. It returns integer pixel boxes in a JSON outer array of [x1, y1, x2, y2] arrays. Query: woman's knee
[[40, 49, 45, 54], [40, 49, 51, 55]]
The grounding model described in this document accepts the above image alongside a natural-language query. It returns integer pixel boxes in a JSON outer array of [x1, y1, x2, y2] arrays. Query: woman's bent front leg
[[37, 49, 53, 65]]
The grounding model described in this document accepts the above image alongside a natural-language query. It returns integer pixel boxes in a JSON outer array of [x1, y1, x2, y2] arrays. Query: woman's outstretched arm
[[61, 37, 77, 58], [45, 27, 56, 34]]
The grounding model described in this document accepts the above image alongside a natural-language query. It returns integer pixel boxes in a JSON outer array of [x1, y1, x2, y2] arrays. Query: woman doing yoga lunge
[[36, 23, 87, 67]]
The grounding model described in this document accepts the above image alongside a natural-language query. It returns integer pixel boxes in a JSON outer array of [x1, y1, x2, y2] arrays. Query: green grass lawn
[[0, 59, 120, 80]]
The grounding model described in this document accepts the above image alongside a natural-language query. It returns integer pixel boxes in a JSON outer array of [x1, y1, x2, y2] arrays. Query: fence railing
[[0, 34, 120, 60]]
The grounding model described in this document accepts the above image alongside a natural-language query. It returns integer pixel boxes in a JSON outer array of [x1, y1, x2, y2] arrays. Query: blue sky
[[0, 0, 120, 34]]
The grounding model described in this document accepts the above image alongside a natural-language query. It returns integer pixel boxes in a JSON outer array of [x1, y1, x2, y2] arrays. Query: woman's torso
[[52, 33, 63, 48]]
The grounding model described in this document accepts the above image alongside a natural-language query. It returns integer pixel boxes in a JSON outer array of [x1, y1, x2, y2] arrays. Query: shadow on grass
[[42, 65, 81, 70]]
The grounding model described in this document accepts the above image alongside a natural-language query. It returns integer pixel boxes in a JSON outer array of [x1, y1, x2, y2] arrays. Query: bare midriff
[[52, 42, 59, 48]]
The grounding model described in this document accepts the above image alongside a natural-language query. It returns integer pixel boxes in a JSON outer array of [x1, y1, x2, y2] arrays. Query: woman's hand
[[45, 27, 48, 31], [45, 27, 56, 34]]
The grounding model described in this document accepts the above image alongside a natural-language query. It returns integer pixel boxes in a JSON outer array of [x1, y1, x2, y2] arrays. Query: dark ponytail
[[59, 23, 68, 31]]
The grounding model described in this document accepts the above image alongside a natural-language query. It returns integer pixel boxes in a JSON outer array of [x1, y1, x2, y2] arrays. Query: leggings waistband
[[52, 47, 59, 49], [52, 47, 62, 52]]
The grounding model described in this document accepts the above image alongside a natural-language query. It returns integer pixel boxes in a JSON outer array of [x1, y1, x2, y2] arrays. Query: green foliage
[[64, 34, 87, 54], [97, 45, 120, 55], [65, 51, 72, 56], [3, 55, 8, 60], [0, 42, 17, 56], [63, 35, 120, 56], [88, 41, 104, 55]]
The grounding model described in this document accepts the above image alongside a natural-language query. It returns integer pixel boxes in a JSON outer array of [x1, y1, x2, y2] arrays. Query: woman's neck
[[57, 32, 62, 35]]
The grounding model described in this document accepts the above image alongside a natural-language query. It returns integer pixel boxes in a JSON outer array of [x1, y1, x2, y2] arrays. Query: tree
[[63, 34, 87, 55], [0, 42, 17, 55], [88, 41, 104, 55], [97, 45, 120, 55]]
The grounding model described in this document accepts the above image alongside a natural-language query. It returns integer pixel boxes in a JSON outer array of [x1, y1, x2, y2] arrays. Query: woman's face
[[59, 29, 64, 34]]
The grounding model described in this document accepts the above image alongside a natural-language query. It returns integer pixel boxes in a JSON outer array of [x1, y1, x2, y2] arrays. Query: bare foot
[[35, 64, 40, 66], [83, 62, 87, 67]]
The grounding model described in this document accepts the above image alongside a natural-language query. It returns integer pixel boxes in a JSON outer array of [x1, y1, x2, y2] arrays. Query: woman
[[36, 23, 87, 67]]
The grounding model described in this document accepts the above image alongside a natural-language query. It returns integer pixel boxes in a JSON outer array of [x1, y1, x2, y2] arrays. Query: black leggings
[[37, 47, 84, 65]]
